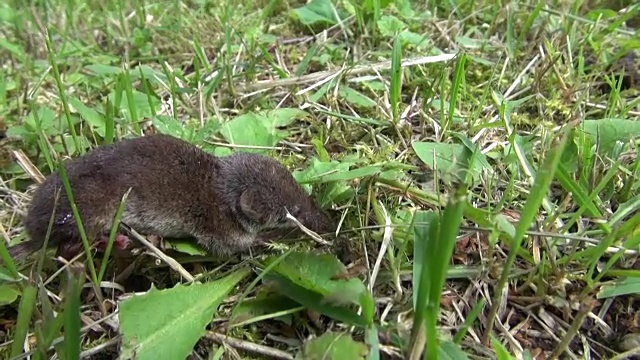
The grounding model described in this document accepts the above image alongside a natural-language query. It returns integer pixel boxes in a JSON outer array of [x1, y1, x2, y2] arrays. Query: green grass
[[1, 0, 640, 359]]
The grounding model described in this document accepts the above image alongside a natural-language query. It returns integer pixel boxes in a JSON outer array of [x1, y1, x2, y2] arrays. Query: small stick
[[285, 210, 332, 246], [12, 149, 45, 184], [125, 227, 195, 283]]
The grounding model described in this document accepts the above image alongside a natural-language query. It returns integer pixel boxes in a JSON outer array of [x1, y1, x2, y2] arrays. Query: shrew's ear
[[240, 189, 262, 221]]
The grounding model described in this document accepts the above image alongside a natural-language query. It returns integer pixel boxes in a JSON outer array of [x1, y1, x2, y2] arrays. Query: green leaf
[[162, 238, 208, 256], [68, 97, 106, 137], [152, 115, 187, 139], [108, 89, 161, 123], [294, 157, 355, 183], [10, 285, 37, 358], [119, 268, 250, 360], [191, 118, 222, 145], [597, 277, 640, 299], [264, 251, 366, 306], [339, 86, 377, 108], [377, 15, 406, 37], [399, 31, 429, 48], [412, 141, 489, 183], [412, 190, 467, 359], [492, 336, 515, 359], [362, 0, 395, 13], [230, 292, 301, 326], [393, 0, 417, 18], [258, 108, 308, 128], [27, 106, 58, 134], [0, 266, 21, 282], [290, 0, 346, 26], [218, 109, 302, 152], [584, 8, 619, 21], [412, 211, 436, 309], [61, 265, 85, 360], [582, 118, 640, 157], [365, 324, 380, 360], [308, 165, 385, 183], [265, 272, 368, 327], [293, 157, 359, 206], [298, 332, 369, 360], [0, 284, 20, 306], [438, 340, 471, 359], [0, 38, 26, 62]]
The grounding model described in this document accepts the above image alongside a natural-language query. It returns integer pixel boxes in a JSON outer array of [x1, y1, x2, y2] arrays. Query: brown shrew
[[9, 134, 340, 262]]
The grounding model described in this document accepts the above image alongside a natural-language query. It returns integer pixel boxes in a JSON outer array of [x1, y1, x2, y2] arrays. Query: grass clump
[[1, 0, 640, 359]]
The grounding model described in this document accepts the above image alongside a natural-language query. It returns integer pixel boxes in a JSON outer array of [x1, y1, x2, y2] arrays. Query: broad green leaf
[[339, 87, 377, 108], [362, 0, 395, 13], [0, 284, 20, 305], [162, 238, 208, 256], [68, 97, 106, 137], [135, 65, 170, 85], [293, 157, 358, 206], [152, 115, 186, 139], [191, 118, 222, 145], [26, 106, 58, 134], [264, 272, 368, 327], [399, 31, 429, 48], [219, 111, 295, 152], [377, 15, 406, 37], [119, 268, 250, 360], [298, 332, 369, 360], [213, 147, 233, 157], [584, 9, 618, 21], [264, 251, 366, 306], [394, 0, 417, 18], [412, 141, 489, 183], [290, 0, 346, 26], [258, 108, 308, 128], [0, 4, 16, 22], [582, 118, 640, 157], [294, 157, 356, 184]]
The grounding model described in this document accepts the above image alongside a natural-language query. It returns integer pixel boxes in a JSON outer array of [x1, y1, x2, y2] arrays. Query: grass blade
[[10, 284, 37, 358], [57, 160, 98, 285], [410, 187, 467, 359], [98, 188, 131, 283], [482, 128, 571, 344], [390, 35, 402, 125], [61, 264, 85, 360]]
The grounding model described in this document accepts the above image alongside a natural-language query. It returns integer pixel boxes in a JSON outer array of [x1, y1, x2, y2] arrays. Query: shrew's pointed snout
[[300, 208, 336, 236]]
